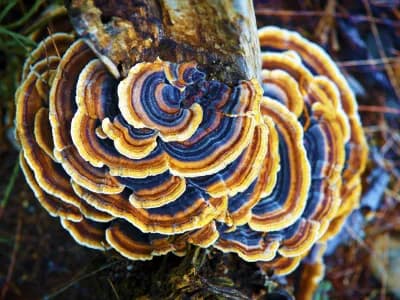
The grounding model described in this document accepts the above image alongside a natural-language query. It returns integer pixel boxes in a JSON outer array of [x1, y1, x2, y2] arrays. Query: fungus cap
[[16, 26, 367, 276]]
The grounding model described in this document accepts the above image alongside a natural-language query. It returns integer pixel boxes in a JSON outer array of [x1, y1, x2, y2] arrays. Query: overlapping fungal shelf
[[16, 27, 367, 274]]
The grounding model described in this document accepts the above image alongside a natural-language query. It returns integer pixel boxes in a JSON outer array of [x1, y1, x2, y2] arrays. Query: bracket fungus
[[15, 4, 367, 282]]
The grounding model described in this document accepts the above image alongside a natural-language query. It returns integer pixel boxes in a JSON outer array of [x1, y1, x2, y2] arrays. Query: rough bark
[[65, 0, 260, 85]]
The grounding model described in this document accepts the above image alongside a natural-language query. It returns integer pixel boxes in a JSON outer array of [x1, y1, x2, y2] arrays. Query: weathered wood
[[65, 0, 260, 85]]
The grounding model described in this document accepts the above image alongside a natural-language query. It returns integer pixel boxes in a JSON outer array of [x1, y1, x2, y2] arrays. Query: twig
[[358, 105, 400, 115], [337, 56, 400, 68], [1, 212, 22, 300], [363, 125, 387, 134]]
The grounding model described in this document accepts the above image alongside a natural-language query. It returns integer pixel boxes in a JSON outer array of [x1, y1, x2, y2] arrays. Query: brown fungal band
[[15, 25, 367, 276]]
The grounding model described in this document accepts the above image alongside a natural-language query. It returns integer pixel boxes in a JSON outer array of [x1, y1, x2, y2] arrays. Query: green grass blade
[[0, 1, 18, 23], [0, 160, 20, 210], [4, 0, 44, 29]]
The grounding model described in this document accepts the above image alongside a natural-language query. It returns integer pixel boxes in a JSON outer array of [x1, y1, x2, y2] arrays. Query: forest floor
[[1, 1, 400, 299]]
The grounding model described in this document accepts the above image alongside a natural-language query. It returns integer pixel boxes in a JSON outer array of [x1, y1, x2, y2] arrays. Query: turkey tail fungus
[[15, 1, 367, 298]]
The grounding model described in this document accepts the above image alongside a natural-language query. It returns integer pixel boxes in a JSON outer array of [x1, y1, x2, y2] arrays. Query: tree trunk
[[65, 0, 260, 85]]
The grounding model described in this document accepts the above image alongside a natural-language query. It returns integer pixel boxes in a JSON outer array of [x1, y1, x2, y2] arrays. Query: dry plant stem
[[314, 0, 336, 45], [66, 0, 260, 84], [362, 0, 400, 100], [44, 260, 122, 299], [337, 56, 400, 68], [107, 278, 121, 300], [255, 9, 400, 27], [199, 276, 249, 300], [358, 105, 400, 115]]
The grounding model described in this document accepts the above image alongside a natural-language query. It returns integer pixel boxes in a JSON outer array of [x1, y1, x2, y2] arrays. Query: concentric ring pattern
[[15, 27, 367, 274]]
